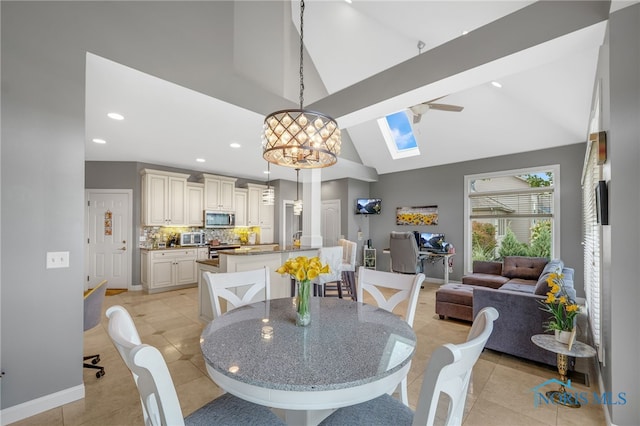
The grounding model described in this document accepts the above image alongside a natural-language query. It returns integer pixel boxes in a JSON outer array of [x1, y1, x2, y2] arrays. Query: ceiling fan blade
[[427, 103, 464, 112]]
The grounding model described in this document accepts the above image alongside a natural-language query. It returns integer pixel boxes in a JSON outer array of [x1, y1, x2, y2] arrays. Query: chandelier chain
[[299, 0, 305, 110]]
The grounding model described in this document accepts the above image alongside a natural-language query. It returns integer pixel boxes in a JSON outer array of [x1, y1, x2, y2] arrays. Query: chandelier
[[262, 0, 341, 169], [293, 168, 302, 216], [262, 162, 275, 206]]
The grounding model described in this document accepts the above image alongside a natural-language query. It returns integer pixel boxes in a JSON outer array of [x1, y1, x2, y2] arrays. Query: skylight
[[377, 111, 420, 159]]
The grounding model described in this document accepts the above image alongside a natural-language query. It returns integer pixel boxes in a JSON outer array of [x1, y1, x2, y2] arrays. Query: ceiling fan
[[409, 97, 464, 123]]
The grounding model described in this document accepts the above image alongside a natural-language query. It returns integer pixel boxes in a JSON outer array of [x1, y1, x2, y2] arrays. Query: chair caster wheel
[[92, 356, 100, 365], [96, 370, 105, 378]]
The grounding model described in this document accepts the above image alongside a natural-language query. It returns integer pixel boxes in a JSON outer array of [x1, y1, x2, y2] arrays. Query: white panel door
[[86, 190, 132, 290], [321, 199, 341, 248]]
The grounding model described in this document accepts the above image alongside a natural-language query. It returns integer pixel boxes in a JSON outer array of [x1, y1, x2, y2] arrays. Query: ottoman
[[435, 283, 475, 322]]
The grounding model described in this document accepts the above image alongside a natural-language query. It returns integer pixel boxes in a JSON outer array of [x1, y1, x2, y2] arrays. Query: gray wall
[[370, 143, 586, 294], [602, 4, 640, 424]]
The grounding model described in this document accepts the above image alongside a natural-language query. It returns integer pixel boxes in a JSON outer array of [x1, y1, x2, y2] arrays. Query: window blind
[[582, 140, 602, 359]]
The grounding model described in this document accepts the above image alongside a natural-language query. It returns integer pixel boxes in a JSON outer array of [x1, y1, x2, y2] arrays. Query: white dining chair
[[337, 239, 358, 300], [319, 307, 499, 426], [106, 305, 284, 426], [315, 246, 343, 297], [357, 266, 425, 405], [128, 343, 285, 426], [203, 267, 270, 319]]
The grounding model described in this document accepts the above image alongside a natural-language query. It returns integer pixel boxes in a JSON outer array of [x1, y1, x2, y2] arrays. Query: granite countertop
[[218, 246, 318, 256], [196, 259, 219, 267]]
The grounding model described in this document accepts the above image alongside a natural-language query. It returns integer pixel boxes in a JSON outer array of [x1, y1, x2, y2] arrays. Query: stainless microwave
[[204, 211, 235, 228]]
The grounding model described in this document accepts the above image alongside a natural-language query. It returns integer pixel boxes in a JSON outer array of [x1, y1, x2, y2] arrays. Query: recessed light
[[462, 30, 469, 36], [230, 142, 241, 149], [107, 112, 124, 120], [344, 0, 352, 3], [196, 158, 206, 163], [491, 81, 502, 88], [264, 170, 270, 174], [92, 138, 106, 144]]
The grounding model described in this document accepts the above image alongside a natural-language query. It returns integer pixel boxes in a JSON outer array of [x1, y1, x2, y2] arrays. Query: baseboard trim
[[1, 384, 85, 425]]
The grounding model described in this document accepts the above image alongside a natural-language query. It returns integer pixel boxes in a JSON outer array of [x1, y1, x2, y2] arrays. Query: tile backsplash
[[139, 226, 260, 248]]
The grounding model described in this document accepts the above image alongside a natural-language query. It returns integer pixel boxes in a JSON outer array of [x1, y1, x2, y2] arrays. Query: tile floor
[[12, 282, 606, 426]]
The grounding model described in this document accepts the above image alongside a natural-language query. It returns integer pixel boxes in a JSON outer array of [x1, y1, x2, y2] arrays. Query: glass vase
[[296, 279, 311, 326]]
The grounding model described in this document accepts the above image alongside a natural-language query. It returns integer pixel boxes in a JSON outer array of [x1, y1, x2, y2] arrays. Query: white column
[[300, 168, 323, 248]]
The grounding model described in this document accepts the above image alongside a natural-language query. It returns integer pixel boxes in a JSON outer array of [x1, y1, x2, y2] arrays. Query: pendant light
[[262, 0, 341, 169], [262, 162, 275, 205], [293, 168, 303, 216]]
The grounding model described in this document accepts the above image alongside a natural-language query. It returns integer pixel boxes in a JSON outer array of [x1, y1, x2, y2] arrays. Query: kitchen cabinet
[[201, 173, 236, 211], [141, 248, 198, 293], [187, 182, 204, 227], [197, 247, 209, 260], [141, 169, 189, 226], [246, 183, 274, 243], [234, 188, 248, 227]]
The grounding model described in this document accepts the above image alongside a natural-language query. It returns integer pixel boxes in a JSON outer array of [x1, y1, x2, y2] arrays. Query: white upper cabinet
[[245, 183, 275, 243], [187, 182, 204, 227], [201, 173, 237, 212], [141, 169, 189, 226], [235, 188, 248, 227]]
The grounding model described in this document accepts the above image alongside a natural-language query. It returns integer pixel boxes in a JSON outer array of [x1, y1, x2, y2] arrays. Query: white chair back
[[357, 266, 424, 327], [338, 239, 357, 272], [203, 267, 270, 319], [129, 344, 186, 426], [413, 307, 499, 426], [317, 246, 343, 284], [105, 305, 149, 425]]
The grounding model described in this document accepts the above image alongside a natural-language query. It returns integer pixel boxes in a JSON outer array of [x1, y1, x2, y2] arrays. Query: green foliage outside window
[[498, 228, 529, 258], [471, 222, 497, 261]]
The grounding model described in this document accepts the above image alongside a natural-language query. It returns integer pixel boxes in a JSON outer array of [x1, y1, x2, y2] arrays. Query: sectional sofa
[[436, 256, 578, 367]]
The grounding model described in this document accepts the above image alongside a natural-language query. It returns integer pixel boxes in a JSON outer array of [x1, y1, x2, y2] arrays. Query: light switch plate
[[357, 231, 363, 241], [47, 251, 70, 269]]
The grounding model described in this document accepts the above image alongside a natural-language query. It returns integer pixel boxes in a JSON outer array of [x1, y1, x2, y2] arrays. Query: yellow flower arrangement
[[276, 256, 330, 282], [538, 270, 580, 332], [276, 256, 330, 326]]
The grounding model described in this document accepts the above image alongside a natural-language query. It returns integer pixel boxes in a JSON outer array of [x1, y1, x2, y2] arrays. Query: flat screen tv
[[419, 232, 446, 252], [356, 198, 382, 215]]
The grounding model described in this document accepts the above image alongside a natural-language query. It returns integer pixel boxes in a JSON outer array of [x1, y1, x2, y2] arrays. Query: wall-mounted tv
[[356, 198, 382, 215]]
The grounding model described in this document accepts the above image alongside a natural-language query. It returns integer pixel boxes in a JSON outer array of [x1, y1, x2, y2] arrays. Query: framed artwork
[[396, 205, 438, 226]]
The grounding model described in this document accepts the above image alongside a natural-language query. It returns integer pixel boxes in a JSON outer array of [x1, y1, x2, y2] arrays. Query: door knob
[[119, 247, 127, 251]]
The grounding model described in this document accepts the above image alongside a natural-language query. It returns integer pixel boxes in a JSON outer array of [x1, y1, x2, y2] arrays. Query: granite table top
[[200, 297, 416, 392]]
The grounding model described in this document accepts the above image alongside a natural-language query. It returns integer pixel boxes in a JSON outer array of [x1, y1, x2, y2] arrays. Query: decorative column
[[300, 168, 323, 247]]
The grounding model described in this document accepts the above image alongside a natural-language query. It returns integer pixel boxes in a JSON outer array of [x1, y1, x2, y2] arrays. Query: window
[[377, 110, 420, 159], [582, 136, 602, 359], [464, 166, 560, 270]]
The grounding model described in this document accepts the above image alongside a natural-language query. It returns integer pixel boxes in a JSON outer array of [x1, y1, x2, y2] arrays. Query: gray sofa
[[434, 256, 579, 367], [469, 257, 577, 367]]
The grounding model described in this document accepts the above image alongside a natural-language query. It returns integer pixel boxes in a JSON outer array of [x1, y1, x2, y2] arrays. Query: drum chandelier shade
[[262, 0, 341, 169]]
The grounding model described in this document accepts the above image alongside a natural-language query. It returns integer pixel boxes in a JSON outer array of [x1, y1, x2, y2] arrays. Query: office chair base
[[84, 354, 105, 378]]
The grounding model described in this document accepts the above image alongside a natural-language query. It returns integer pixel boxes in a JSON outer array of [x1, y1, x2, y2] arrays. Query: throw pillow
[[534, 259, 565, 295]]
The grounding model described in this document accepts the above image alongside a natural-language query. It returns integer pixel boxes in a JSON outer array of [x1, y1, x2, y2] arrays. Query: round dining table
[[200, 297, 417, 425]]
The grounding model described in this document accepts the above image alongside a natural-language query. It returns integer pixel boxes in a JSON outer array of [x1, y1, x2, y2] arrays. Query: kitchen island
[[196, 245, 318, 322]]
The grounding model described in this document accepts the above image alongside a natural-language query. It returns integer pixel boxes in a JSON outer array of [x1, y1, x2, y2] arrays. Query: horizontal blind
[[582, 141, 601, 358], [470, 187, 554, 219]]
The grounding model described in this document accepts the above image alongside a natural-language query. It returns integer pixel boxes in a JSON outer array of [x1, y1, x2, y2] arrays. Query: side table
[[531, 334, 596, 408]]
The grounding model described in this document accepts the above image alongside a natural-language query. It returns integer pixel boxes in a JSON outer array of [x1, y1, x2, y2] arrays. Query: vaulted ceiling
[[84, 1, 613, 183]]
